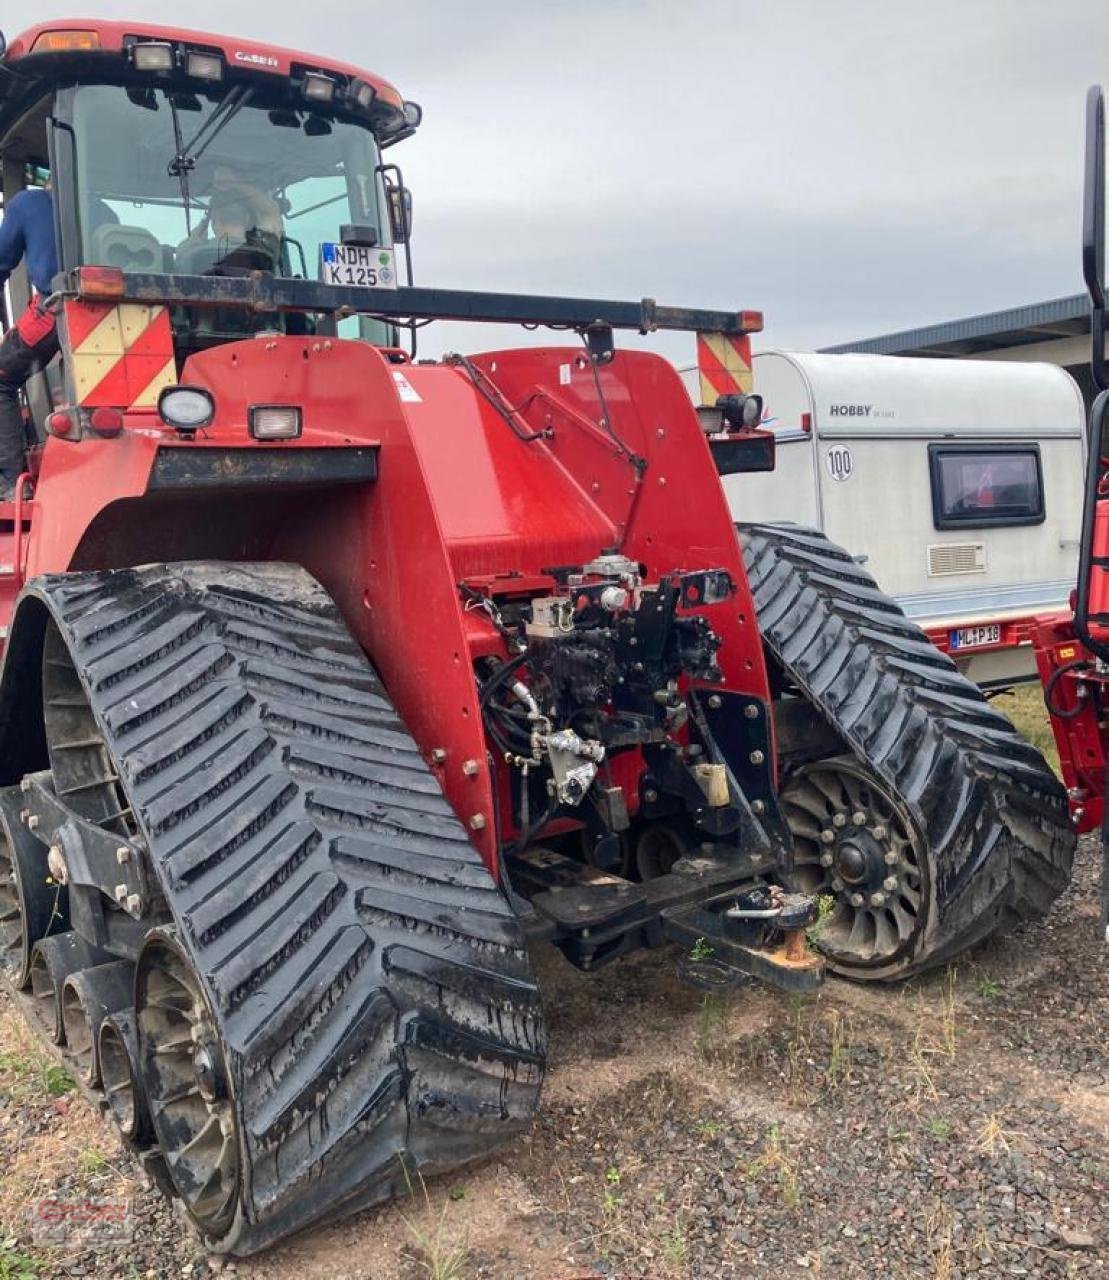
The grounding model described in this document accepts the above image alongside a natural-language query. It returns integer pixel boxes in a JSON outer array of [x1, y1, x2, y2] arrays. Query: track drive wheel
[[781, 757, 925, 973], [740, 522, 1075, 980]]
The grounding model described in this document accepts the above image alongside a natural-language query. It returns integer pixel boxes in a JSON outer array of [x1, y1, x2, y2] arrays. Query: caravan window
[[928, 444, 1045, 529]]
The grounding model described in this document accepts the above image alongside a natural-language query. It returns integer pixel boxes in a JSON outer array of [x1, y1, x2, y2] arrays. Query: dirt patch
[[2, 838, 1107, 1279]]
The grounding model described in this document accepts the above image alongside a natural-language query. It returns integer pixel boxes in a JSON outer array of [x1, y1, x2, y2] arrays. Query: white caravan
[[685, 351, 1086, 688]]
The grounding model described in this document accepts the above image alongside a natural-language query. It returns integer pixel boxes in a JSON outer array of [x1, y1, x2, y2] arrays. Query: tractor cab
[[0, 19, 420, 426]]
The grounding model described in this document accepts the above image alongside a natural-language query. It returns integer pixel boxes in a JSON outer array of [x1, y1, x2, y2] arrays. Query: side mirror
[[387, 185, 413, 244]]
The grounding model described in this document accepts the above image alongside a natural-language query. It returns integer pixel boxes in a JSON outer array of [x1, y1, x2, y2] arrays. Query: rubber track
[[31, 563, 546, 1253], [739, 523, 1076, 979]]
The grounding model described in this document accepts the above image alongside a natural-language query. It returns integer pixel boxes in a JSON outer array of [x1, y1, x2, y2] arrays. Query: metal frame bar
[[59, 269, 760, 337]]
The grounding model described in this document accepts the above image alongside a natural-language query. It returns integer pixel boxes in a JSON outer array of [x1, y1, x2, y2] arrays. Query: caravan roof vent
[[927, 542, 986, 577]]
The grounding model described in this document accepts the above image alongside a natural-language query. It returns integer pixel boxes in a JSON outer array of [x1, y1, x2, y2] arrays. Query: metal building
[[822, 293, 1099, 408]]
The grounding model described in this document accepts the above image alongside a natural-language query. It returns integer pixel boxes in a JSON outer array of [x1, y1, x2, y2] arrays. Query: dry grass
[[995, 683, 1059, 776], [974, 1112, 1016, 1157], [748, 1124, 800, 1209], [398, 1167, 471, 1280], [0, 997, 134, 1254]]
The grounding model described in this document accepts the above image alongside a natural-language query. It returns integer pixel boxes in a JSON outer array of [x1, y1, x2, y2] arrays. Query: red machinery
[[0, 19, 1073, 1254], [1036, 85, 1109, 929]]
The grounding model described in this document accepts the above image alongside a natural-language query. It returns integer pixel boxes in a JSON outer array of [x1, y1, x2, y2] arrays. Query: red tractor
[[0, 19, 1072, 1255]]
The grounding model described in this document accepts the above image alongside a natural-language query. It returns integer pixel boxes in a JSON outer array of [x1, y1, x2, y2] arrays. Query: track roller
[[137, 930, 240, 1235], [0, 785, 67, 988], [634, 822, 688, 880], [60, 960, 134, 1086], [28, 933, 110, 1044], [98, 1009, 151, 1145]]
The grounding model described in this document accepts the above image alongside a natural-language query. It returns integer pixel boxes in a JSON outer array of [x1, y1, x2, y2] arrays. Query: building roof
[[822, 292, 1090, 357]]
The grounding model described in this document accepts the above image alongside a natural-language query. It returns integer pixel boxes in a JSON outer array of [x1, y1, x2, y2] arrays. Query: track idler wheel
[[60, 960, 134, 1086], [0, 786, 67, 988], [137, 931, 242, 1235], [28, 933, 112, 1044], [780, 757, 925, 974], [99, 1009, 152, 1145], [634, 823, 689, 880]]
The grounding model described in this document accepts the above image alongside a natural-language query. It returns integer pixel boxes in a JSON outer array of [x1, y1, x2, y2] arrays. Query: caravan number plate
[[950, 624, 1000, 650], [319, 243, 398, 289]]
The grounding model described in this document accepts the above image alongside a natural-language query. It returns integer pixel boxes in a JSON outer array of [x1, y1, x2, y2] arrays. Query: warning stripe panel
[[696, 331, 752, 404], [62, 301, 176, 408]]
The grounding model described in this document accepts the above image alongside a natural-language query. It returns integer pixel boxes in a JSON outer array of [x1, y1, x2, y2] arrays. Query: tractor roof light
[[302, 72, 336, 103], [402, 101, 423, 129], [131, 41, 175, 72], [186, 50, 223, 81], [249, 405, 302, 441], [30, 29, 100, 54], [349, 79, 376, 110], [158, 387, 215, 435]]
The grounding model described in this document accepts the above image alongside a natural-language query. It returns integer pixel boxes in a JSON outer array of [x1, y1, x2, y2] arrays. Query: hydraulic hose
[[1043, 658, 1095, 721]]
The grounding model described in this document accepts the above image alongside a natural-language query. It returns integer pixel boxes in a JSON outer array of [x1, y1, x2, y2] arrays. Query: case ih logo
[[234, 51, 279, 67], [828, 404, 872, 417]]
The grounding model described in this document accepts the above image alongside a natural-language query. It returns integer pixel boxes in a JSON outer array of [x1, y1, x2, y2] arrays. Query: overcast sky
[[25, 0, 1109, 363]]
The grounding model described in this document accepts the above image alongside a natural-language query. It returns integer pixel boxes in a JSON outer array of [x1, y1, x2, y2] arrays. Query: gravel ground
[[1, 834, 1106, 1280]]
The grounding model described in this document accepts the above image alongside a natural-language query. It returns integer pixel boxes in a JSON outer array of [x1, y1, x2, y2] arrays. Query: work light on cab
[[302, 72, 335, 103], [249, 406, 302, 440], [186, 50, 223, 81], [158, 387, 214, 433], [130, 40, 174, 72], [348, 78, 375, 109]]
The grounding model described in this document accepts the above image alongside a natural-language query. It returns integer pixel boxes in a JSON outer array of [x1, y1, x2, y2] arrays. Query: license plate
[[950, 623, 1001, 650], [319, 243, 397, 289]]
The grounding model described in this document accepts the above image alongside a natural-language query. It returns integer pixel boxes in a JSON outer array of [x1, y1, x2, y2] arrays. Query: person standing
[[0, 182, 58, 499]]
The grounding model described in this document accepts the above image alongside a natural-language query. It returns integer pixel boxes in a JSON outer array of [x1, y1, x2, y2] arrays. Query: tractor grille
[[926, 542, 986, 577]]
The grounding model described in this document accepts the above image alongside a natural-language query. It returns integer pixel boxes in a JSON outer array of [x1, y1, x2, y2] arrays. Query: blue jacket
[[0, 188, 57, 297]]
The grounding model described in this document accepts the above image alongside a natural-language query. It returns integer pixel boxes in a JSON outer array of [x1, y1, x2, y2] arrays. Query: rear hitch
[[663, 885, 825, 994]]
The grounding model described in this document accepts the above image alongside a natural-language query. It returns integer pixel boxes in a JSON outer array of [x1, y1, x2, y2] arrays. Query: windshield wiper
[[167, 85, 255, 236], [168, 85, 255, 178]]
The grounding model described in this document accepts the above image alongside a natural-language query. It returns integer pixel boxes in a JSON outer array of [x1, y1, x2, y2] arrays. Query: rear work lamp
[[249, 406, 302, 440]]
